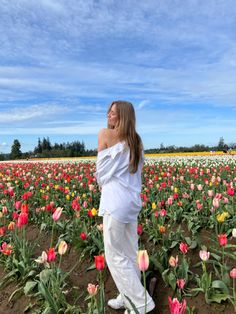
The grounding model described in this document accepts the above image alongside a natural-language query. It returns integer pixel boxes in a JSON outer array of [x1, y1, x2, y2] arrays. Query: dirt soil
[[0, 226, 235, 314]]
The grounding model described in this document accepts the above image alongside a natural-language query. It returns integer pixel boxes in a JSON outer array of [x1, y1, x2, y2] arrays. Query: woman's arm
[[98, 128, 107, 152]]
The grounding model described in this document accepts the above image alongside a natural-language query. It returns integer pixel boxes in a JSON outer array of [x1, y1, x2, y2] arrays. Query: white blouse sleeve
[[96, 143, 126, 187]]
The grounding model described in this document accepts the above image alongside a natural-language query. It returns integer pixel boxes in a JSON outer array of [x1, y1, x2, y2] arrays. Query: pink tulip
[[230, 268, 236, 279], [176, 279, 186, 289], [160, 209, 167, 217], [169, 255, 179, 267], [14, 201, 21, 210], [207, 190, 214, 197], [223, 197, 229, 204], [199, 250, 210, 261], [197, 184, 203, 191], [52, 207, 63, 221], [87, 283, 99, 296], [167, 197, 173, 205], [212, 198, 220, 208], [137, 250, 149, 271], [168, 297, 187, 314]]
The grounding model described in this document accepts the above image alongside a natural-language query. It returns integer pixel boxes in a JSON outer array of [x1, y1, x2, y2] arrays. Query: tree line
[[0, 137, 97, 160], [0, 136, 235, 160]]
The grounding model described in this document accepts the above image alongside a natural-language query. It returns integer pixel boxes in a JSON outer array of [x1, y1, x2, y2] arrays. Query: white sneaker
[[124, 300, 155, 314], [108, 294, 125, 310]]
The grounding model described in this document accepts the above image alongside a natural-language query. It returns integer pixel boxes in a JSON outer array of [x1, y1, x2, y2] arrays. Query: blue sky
[[0, 0, 236, 153]]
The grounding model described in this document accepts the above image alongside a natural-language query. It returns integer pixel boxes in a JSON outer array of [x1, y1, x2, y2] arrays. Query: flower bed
[[0, 156, 235, 313]]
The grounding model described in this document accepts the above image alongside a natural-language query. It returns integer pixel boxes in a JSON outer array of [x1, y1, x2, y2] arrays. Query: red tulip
[[17, 212, 28, 227], [218, 234, 227, 247], [228, 187, 234, 196], [94, 255, 105, 271], [21, 203, 29, 213], [179, 242, 188, 254], [168, 297, 187, 314], [47, 248, 56, 262], [137, 224, 143, 235], [0, 226, 7, 236], [80, 232, 87, 240]]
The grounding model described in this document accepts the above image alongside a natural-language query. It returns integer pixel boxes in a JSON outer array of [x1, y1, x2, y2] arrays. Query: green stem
[[233, 278, 236, 310], [99, 271, 105, 314], [22, 226, 26, 262], [50, 222, 55, 248], [58, 254, 62, 270], [143, 270, 147, 314]]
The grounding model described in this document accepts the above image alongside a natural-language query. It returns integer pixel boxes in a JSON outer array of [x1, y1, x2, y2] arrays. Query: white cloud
[[0, 104, 70, 123], [0, 0, 236, 152]]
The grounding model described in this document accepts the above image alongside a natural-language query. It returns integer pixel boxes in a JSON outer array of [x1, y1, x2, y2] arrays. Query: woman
[[96, 101, 155, 314]]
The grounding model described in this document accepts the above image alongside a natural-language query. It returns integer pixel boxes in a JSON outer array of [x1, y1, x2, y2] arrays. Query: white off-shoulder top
[[96, 141, 144, 223]]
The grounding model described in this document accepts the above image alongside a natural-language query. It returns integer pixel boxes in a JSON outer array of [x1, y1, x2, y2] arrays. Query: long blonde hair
[[107, 101, 143, 173]]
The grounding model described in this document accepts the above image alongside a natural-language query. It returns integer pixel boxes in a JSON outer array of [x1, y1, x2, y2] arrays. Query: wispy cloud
[[0, 104, 70, 123], [0, 0, 236, 151]]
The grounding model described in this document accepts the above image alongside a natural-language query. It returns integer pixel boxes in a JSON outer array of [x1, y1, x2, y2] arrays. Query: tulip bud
[[87, 283, 99, 296], [199, 250, 210, 261], [137, 250, 149, 272], [232, 228, 236, 238], [58, 240, 68, 255], [94, 255, 105, 271], [52, 207, 63, 221], [230, 268, 236, 279]]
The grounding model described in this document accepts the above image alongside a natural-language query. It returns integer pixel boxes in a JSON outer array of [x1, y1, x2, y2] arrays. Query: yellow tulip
[[58, 240, 68, 255], [91, 208, 97, 216], [66, 195, 70, 201], [152, 202, 157, 210], [217, 212, 229, 223]]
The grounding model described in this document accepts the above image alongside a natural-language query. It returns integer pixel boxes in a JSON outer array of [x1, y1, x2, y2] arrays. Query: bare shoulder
[[97, 128, 120, 151], [106, 129, 120, 146], [98, 128, 107, 138]]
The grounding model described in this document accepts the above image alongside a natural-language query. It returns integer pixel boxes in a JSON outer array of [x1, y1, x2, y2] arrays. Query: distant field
[[28, 150, 236, 160]]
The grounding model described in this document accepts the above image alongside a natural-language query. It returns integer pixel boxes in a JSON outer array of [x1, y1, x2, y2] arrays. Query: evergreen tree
[[10, 139, 22, 160], [218, 137, 225, 151]]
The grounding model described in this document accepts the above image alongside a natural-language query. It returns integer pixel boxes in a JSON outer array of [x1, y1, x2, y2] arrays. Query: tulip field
[[0, 155, 236, 314]]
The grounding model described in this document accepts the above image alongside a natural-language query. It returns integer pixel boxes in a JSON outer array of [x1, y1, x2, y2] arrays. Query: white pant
[[103, 212, 154, 311]]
